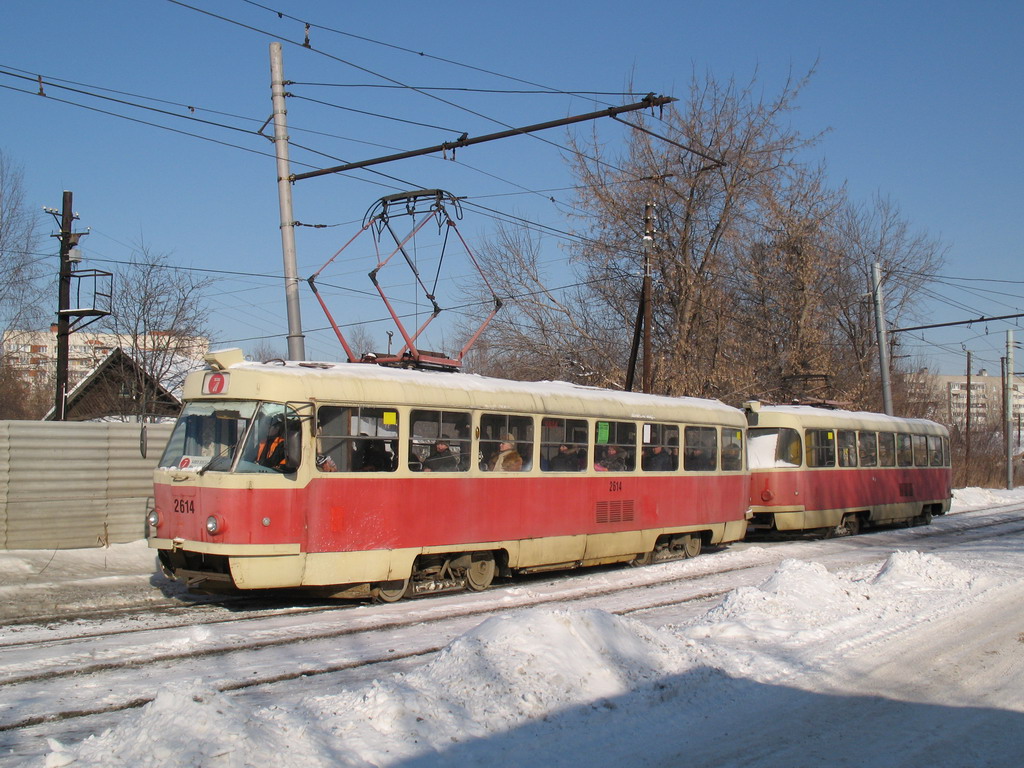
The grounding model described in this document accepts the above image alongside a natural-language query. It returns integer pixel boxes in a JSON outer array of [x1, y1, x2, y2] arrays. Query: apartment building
[[928, 369, 1024, 428], [2, 326, 207, 388]]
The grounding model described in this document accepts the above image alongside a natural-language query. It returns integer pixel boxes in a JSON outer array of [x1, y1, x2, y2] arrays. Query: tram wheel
[[841, 514, 862, 536], [371, 578, 410, 603], [465, 553, 496, 591], [629, 550, 654, 567], [680, 534, 702, 558], [913, 509, 933, 527]]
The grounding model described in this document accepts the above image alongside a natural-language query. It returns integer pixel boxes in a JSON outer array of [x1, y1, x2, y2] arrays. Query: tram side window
[[858, 431, 878, 467], [928, 435, 943, 467], [480, 413, 534, 471], [806, 430, 836, 468], [595, 420, 637, 471], [942, 436, 950, 466], [641, 423, 679, 471], [720, 428, 743, 471], [912, 434, 929, 467], [747, 427, 802, 468], [896, 434, 914, 467], [409, 410, 471, 472], [540, 417, 588, 471], [837, 430, 858, 467], [683, 426, 717, 471], [878, 432, 896, 467], [317, 406, 398, 473]]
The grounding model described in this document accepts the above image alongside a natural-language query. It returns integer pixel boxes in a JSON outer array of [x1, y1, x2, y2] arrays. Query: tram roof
[[751, 404, 948, 435], [187, 350, 745, 425]]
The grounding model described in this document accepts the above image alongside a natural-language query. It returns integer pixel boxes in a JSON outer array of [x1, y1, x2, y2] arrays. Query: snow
[[3, 488, 1024, 767]]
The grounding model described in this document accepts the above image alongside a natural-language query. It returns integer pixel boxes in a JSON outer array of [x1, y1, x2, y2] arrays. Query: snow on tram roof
[[196, 350, 743, 422], [754, 404, 947, 433]]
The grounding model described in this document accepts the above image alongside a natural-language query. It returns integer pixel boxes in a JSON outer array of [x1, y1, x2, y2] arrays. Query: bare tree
[[465, 68, 945, 414], [0, 150, 50, 418], [461, 223, 624, 386], [0, 150, 47, 335], [98, 244, 212, 419], [249, 340, 287, 363]]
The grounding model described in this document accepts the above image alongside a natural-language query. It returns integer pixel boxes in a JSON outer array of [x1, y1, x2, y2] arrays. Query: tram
[[148, 349, 751, 600], [745, 402, 952, 536]]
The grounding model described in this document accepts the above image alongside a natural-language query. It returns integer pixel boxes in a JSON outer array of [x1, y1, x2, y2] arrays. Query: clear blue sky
[[2, 0, 1021, 374]]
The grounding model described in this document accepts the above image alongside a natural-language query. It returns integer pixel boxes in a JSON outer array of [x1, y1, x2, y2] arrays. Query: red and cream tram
[[745, 402, 952, 536], [148, 349, 751, 600]]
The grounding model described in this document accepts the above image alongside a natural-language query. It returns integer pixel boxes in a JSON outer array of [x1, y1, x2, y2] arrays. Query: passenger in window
[[316, 453, 338, 472], [596, 445, 627, 472], [488, 434, 524, 472], [355, 438, 391, 472], [721, 443, 741, 471], [422, 438, 459, 472], [549, 443, 580, 471], [642, 444, 673, 471], [684, 438, 717, 471]]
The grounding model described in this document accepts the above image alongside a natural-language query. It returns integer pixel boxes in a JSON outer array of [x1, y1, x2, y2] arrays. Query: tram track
[[2, 505, 1021, 743]]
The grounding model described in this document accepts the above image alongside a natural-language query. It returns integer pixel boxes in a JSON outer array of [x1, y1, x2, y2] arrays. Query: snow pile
[[871, 549, 974, 590], [951, 486, 1024, 512], [676, 551, 983, 685], [43, 547, 1013, 768], [45, 682, 314, 768], [45, 607, 703, 767]]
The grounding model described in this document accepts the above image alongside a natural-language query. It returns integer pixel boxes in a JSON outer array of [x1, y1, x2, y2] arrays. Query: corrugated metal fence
[[0, 421, 174, 550]]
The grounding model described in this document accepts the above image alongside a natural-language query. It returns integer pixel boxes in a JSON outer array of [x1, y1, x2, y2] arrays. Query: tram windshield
[[747, 427, 802, 468], [159, 400, 302, 474]]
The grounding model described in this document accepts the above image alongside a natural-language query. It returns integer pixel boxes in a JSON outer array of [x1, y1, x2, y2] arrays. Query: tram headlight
[[206, 515, 222, 535], [147, 509, 159, 528]]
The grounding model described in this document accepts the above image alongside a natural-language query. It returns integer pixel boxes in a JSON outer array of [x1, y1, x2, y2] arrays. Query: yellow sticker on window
[[383, 411, 397, 425]]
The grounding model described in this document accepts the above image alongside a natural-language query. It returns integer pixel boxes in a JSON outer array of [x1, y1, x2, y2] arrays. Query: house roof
[[44, 347, 182, 421]]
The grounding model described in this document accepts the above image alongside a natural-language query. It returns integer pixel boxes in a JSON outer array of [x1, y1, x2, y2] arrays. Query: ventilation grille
[[596, 500, 635, 524]]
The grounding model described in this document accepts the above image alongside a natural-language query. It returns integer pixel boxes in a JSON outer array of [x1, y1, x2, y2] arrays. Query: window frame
[[316, 404, 399, 473], [683, 425, 718, 472], [805, 429, 836, 468]]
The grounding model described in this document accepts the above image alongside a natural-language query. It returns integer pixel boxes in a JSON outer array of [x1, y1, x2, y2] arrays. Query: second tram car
[[148, 349, 751, 600], [745, 402, 952, 536]]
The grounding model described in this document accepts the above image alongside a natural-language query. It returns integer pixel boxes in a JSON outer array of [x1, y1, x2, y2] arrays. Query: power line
[[891, 312, 1024, 334], [290, 82, 640, 96], [235, 0, 619, 103]]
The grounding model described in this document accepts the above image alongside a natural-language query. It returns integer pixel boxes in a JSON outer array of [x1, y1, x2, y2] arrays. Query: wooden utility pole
[[871, 262, 894, 415], [625, 203, 655, 393], [642, 203, 654, 394], [53, 191, 74, 421]]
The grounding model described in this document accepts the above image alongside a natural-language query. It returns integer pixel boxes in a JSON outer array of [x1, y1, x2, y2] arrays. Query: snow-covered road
[[1, 488, 1023, 767]]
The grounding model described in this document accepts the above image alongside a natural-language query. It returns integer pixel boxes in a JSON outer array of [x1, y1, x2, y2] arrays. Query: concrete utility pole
[[269, 42, 305, 361], [1006, 330, 1014, 489], [966, 351, 972, 476], [871, 262, 894, 415]]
